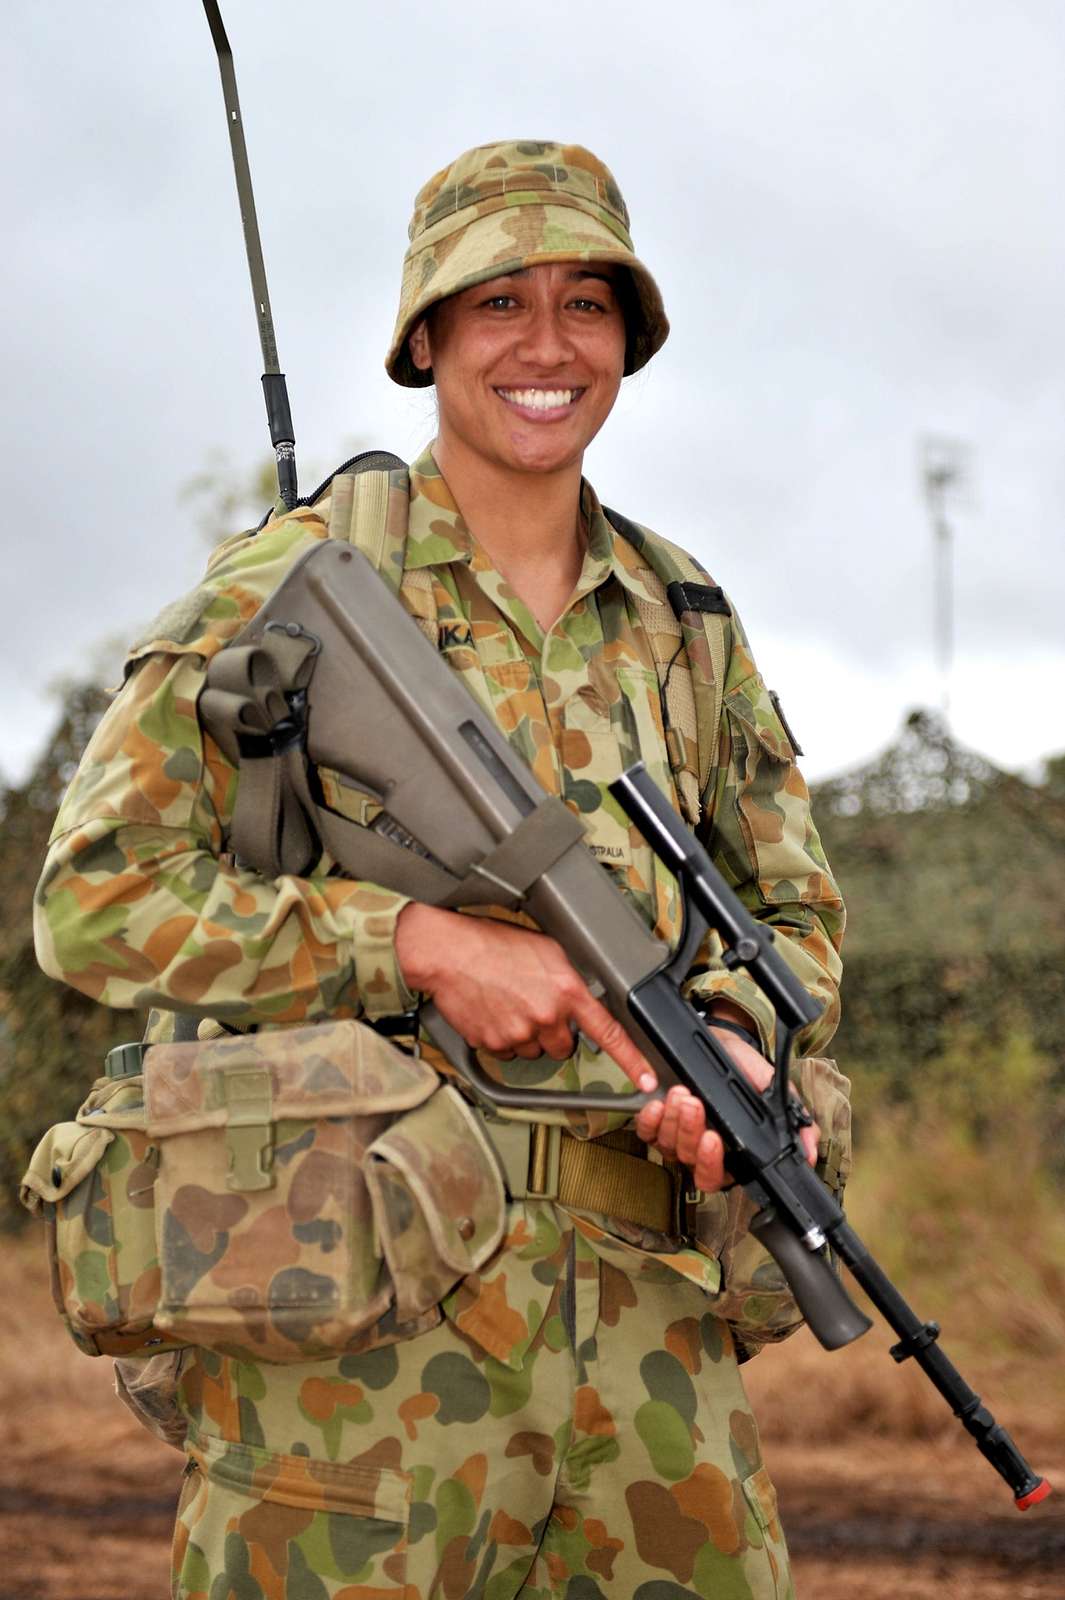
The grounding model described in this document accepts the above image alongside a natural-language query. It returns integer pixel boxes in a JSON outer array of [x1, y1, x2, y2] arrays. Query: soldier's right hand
[[395, 903, 658, 1087]]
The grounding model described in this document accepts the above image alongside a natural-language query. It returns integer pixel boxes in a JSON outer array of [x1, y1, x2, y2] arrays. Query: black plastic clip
[[665, 580, 731, 618], [786, 1090, 815, 1132], [270, 688, 309, 755], [235, 687, 310, 760], [889, 1321, 941, 1363], [368, 1009, 422, 1057]]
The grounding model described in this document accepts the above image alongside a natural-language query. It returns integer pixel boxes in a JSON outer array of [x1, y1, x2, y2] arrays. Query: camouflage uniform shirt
[[35, 445, 846, 1334]]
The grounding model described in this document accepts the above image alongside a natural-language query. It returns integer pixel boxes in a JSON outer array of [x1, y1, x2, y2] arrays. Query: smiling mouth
[[495, 386, 584, 414]]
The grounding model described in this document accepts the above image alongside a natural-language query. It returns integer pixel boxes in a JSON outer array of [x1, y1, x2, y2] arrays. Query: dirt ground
[[2, 1236, 1062, 1600]]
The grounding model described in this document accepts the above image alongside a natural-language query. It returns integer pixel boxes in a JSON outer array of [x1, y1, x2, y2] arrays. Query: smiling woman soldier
[[34, 140, 848, 1599]]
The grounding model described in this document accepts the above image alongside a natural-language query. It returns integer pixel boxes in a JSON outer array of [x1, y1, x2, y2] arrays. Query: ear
[[408, 316, 432, 374]]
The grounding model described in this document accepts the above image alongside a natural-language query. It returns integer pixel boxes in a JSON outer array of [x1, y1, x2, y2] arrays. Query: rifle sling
[[314, 791, 587, 910]]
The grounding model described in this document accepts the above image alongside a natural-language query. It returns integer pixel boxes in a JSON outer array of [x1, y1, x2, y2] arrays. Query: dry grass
[[845, 1068, 1065, 1367], [0, 1230, 149, 1471], [746, 1325, 951, 1443]]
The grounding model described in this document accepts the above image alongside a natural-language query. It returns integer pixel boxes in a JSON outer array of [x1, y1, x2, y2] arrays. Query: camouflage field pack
[[20, 1020, 505, 1361]]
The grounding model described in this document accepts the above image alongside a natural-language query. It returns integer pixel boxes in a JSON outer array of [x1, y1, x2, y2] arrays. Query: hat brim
[[386, 200, 669, 387]]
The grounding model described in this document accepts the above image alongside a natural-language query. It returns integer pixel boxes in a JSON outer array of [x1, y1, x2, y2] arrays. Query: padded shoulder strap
[[604, 506, 731, 817], [324, 457, 406, 587], [321, 454, 438, 645]]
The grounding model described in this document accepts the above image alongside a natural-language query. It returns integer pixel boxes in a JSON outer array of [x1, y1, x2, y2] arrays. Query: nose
[[514, 304, 576, 369]]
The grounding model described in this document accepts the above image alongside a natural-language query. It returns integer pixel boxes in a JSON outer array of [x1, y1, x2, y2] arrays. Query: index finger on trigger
[[573, 991, 658, 1093]]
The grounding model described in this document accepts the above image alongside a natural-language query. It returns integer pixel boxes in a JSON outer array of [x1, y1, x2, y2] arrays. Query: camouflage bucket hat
[[386, 140, 670, 387]]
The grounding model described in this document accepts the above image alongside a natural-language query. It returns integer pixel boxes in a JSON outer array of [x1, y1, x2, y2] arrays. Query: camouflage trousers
[[171, 1215, 792, 1600]]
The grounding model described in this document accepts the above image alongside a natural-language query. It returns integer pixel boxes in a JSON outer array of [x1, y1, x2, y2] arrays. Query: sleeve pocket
[[797, 1055, 853, 1194], [723, 674, 827, 907], [724, 673, 797, 765]]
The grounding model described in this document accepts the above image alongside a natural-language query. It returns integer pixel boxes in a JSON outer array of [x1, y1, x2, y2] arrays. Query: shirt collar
[[579, 480, 664, 605], [404, 444, 664, 606], [405, 447, 474, 567]]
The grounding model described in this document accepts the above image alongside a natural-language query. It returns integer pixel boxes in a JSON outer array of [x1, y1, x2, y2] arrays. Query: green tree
[[0, 683, 149, 1227]]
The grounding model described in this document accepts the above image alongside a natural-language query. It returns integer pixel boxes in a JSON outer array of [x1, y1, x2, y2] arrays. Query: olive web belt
[[480, 1116, 679, 1235]]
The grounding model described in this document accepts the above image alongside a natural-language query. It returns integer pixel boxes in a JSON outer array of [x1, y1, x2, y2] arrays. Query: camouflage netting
[[812, 709, 1065, 1103]]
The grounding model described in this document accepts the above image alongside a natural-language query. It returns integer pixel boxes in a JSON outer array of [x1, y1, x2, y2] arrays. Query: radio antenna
[[202, 0, 297, 509], [919, 435, 970, 725]]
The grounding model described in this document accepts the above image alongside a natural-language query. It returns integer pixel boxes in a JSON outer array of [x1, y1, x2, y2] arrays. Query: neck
[[431, 432, 586, 631]]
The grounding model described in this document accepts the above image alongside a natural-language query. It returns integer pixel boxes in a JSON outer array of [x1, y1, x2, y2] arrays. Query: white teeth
[[498, 388, 576, 410]]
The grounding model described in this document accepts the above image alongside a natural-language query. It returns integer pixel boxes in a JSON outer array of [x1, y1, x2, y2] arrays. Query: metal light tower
[[919, 436, 970, 725]]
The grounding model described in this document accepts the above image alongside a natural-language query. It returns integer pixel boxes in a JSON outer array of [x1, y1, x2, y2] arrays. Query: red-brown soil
[[2, 1237, 1061, 1599]]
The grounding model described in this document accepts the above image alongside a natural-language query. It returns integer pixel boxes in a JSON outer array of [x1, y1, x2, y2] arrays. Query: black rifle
[[613, 763, 1052, 1513], [199, 538, 1052, 1513]]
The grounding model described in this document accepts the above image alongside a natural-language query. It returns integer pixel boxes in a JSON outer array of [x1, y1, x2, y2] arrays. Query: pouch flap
[[366, 1085, 506, 1312], [20, 1121, 115, 1213], [76, 1073, 148, 1131], [145, 1020, 439, 1136], [742, 1465, 781, 1536]]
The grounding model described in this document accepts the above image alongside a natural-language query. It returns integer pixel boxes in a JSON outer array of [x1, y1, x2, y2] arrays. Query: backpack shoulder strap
[[603, 506, 732, 823], [314, 452, 439, 646]]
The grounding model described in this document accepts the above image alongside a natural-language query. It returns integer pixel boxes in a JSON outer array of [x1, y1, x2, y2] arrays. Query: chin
[[508, 449, 582, 476], [502, 432, 587, 476]]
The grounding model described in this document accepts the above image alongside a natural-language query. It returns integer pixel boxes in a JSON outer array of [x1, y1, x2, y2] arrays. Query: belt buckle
[[675, 1168, 704, 1239], [367, 1009, 421, 1058], [527, 1123, 562, 1201]]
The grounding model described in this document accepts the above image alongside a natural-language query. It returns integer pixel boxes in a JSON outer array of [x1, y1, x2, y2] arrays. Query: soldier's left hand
[[635, 1017, 820, 1192]]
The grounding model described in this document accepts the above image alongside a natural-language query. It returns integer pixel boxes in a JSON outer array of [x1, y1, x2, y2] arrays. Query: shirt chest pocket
[[439, 621, 533, 724], [560, 666, 669, 869]]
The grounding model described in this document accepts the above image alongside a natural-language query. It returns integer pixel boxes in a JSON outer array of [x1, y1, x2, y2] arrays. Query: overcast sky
[[5, 0, 1063, 786]]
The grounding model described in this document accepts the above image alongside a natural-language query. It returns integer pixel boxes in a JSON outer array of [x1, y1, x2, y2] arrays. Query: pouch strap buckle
[[223, 1067, 275, 1192], [481, 1118, 562, 1202], [527, 1123, 562, 1200]]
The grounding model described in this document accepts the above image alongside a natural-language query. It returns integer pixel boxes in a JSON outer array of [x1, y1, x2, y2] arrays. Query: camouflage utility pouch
[[19, 1072, 180, 1357], [21, 1020, 506, 1363]]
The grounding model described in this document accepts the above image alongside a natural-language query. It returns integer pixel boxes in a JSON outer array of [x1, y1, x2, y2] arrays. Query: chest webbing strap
[[326, 463, 439, 642], [603, 507, 731, 826]]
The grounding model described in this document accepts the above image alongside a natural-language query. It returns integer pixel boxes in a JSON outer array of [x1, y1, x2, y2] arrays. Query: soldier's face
[[408, 262, 627, 477]]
